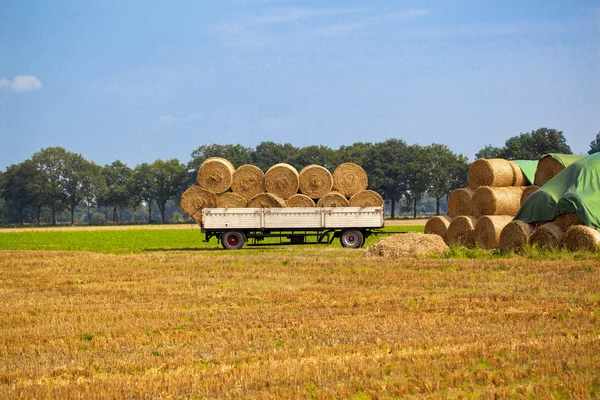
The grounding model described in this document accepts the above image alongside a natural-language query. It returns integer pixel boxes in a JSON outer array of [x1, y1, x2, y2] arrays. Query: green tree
[[589, 132, 600, 154], [132, 163, 156, 222], [62, 153, 102, 225], [188, 144, 253, 172], [335, 142, 374, 166], [0, 160, 42, 225], [425, 144, 469, 215], [404, 144, 431, 218], [99, 161, 134, 224], [81, 163, 106, 224], [31, 147, 71, 225], [289, 145, 337, 171], [148, 159, 188, 223], [476, 128, 572, 160], [251, 141, 297, 172], [475, 144, 503, 159]]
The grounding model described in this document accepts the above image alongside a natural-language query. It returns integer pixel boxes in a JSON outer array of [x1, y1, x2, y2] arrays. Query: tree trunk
[[390, 199, 396, 219], [413, 197, 417, 219], [71, 203, 75, 226], [436, 196, 441, 216], [36, 205, 41, 226], [51, 203, 56, 226], [18, 206, 24, 226], [148, 201, 152, 222], [113, 206, 117, 224]]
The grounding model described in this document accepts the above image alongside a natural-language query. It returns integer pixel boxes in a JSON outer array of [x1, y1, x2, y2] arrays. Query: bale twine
[[298, 165, 333, 199], [554, 212, 584, 232], [286, 194, 316, 208], [180, 186, 218, 223], [217, 192, 248, 208], [231, 164, 265, 200], [563, 225, 600, 252], [332, 163, 368, 198], [472, 186, 527, 217], [520, 185, 539, 206], [499, 220, 535, 253], [448, 188, 474, 217], [349, 190, 384, 207], [316, 191, 350, 207], [534, 155, 564, 186], [264, 163, 299, 200], [530, 222, 564, 249], [196, 157, 235, 194], [474, 215, 514, 249], [509, 161, 529, 186], [247, 193, 287, 208], [446, 216, 478, 247], [468, 158, 515, 189], [424, 216, 452, 244]]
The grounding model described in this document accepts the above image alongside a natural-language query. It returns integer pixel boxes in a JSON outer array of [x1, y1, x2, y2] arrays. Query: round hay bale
[[509, 161, 529, 186], [499, 220, 535, 253], [196, 157, 235, 194], [563, 225, 600, 252], [362, 233, 448, 258], [298, 165, 333, 199], [534, 155, 564, 186], [231, 164, 265, 200], [349, 190, 384, 207], [468, 158, 515, 189], [448, 187, 474, 217], [520, 185, 539, 206], [180, 186, 218, 223], [554, 212, 584, 232], [286, 194, 316, 208], [217, 192, 248, 208], [446, 216, 478, 247], [472, 186, 527, 217], [530, 222, 564, 249], [264, 163, 299, 200], [316, 191, 350, 207], [424, 216, 452, 244], [474, 215, 514, 249], [332, 162, 368, 198], [247, 193, 287, 208]]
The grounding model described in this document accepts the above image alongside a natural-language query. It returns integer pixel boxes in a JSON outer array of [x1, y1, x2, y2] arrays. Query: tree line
[[0, 127, 593, 226]]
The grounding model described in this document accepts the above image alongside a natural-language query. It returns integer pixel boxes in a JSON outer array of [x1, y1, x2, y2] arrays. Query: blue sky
[[1, 0, 599, 170]]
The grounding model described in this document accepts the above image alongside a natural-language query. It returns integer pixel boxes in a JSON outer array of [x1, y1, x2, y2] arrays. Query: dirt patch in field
[[363, 232, 448, 258]]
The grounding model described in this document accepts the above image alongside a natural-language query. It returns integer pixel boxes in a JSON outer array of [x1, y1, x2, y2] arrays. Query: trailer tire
[[221, 231, 246, 250], [340, 230, 364, 248]]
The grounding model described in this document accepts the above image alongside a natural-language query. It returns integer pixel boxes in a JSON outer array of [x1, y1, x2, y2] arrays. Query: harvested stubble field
[[1, 227, 600, 398]]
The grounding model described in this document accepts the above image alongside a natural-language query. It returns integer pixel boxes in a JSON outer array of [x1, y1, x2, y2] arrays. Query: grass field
[[1, 225, 599, 398]]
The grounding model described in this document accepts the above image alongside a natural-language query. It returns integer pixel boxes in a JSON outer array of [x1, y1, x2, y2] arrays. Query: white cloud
[[0, 75, 42, 93]]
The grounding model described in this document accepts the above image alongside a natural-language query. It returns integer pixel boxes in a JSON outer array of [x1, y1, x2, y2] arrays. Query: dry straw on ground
[[217, 192, 248, 208], [472, 186, 527, 217], [349, 190, 384, 207], [197, 157, 236, 194], [286, 194, 316, 207], [446, 215, 478, 247], [563, 225, 600, 252], [231, 164, 265, 200], [180, 186, 218, 223], [531, 222, 564, 249], [424, 216, 452, 243], [468, 158, 515, 189], [554, 212, 584, 232], [298, 165, 333, 199], [534, 155, 564, 186], [363, 233, 448, 257], [520, 185, 539, 206], [474, 215, 514, 249], [332, 162, 368, 198], [247, 193, 287, 208], [509, 161, 529, 186], [316, 191, 350, 207], [264, 163, 299, 200], [448, 187, 474, 217], [499, 220, 535, 253]]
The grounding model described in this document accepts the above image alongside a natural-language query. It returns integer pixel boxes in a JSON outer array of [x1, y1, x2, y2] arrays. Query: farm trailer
[[200, 206, 385, 249]]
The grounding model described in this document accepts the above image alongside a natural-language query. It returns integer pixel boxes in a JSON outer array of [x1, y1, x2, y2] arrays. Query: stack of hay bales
[[180, 158, 384, 224]]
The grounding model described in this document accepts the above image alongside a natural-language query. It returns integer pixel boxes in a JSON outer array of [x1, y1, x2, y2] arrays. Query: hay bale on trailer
[[264, 163, 299, 200], [231, 164, 265, 200], [298, 165, 333, 199], [197, 157, 236, 194], [286, 194, 316, 207], [499, 220, 535, 253], [180, 186, 218, 223], [530, 222, 564, 249], [247, 193, 287, 208], [468, 158, 515, 189], [424, 216, 452, 244], [332, 162, 368, 198], [474, 215, 514, 249], [563, 225, 600, 252], [217, 192, 248, 208], [349, 190, 384, 207], [472, 186, 527, 217], [316, 192, 350, 207], [448, 188, 473, 217], [446, 216, 478, 247]]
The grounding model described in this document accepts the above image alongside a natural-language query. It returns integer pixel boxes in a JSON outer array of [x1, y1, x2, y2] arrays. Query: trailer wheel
[[221, 231, 246, 250], [340, 230, 364, 248]]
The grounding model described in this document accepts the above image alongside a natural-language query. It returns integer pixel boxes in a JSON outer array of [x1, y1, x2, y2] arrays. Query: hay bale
[[554, 212, 584, 232], [468, 158, 515, 189], [231, 164, 265, 200], [530, 222, 564, 249], [363, 233, 448, 258], [180, 186, 218, 223], [196, 157, 235, 194], [217, 192, 248, 208], [446, 216, 478, 247], [247, 193, 287, 208], [349, 190, 384, 207], [534, 155, 564, 186], [499, 220, 535, 253], [509, 161, 529, 186], [424, 216, 452, 243], [520, 185, 539, 206], [316, 191, 350, 207], [474, 215, 514, 249], [448, 188, 474, 217], [563, 225, 600, 252], [332, 163, 368, 198], [472, 186, 527, 217], [286, 194, 316, 207], [264, 163, 299, 200], [298, 165, 333, 199]]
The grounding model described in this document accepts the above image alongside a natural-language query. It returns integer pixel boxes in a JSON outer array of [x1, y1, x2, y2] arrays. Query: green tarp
[[514, 153, 600, 230], [512, 160, 538, 185], [544, 153, 584, 169]]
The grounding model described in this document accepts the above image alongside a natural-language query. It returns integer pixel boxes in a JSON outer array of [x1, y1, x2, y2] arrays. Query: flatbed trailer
[[201, 206, 384, 249]]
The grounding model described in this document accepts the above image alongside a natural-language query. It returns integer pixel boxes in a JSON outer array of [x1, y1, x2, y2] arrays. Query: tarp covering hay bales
[[197, 157, 235, 194], [424, 216, 452, 243], [316, 192, 350, 207], [563, 225, 600, 252], [286, 194, 316, 207], [264, 163, 299, 200], [349, 190, 384, 207], [446, 216, 478, 247], [472, 186, 527, 217], [448, 188, 473, 217], [217, 192, 248, 208], [247, 193, 287, 208], [298, 165, 333, 199], [180, 186, 218, 223], [363, 233, 448, 258], [332, 162, 368, 198], [534, 154, 583, 187], [231, 164, 265, 200], [499, 220, 535, 253], [530, 222, 564, 249], [520, 185, 539, 206], [474, 215, 513, 249], [468, 158, 515, 189]]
